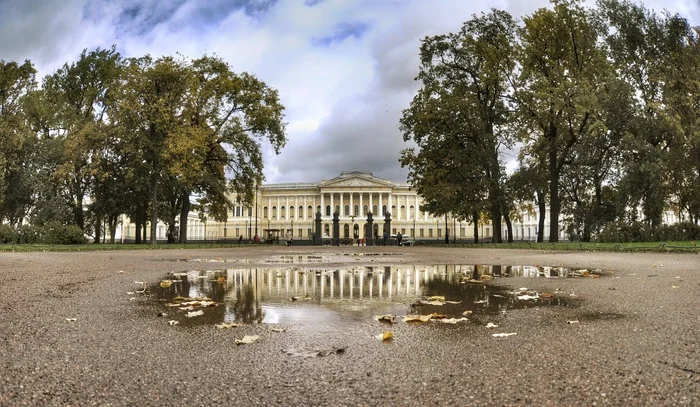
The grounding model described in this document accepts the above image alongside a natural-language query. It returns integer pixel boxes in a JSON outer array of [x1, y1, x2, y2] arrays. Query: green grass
[[0, 243, 262, 252]]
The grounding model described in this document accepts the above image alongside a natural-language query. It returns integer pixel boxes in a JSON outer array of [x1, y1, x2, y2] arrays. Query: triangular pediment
[[319, 172, 394, 188]]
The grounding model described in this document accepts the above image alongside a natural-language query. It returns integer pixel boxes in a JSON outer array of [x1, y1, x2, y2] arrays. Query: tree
[[515, 0, 607, 242], [400, 9, 517, 243], [0, 60, 37, 226], [113, 55, 286, 245]]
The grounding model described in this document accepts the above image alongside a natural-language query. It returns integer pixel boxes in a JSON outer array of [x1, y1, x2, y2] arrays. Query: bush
[[597, 221, 700, 243], [39, 222, 87, 245], [0, 224, 16, 243]]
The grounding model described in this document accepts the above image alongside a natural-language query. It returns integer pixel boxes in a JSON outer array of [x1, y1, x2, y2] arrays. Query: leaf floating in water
[[168, 320, 179, 326], [445, 300, 462, 305], [474, 300, 487, 304], [440, 317, 468, 324], [426, 296, 445, 302], [283, 346, 346, 358], [375, 315, 396, 324], [291, 294, 314, 302], [486, 322, 498, 329], [65, 318, 77, 322], [215, 322, 240, 329], [159, 280, 173, 288], [375, 331, 394, 341], [429, 313, 448, 319], [186, 310, 204, 318], [567, 320, 579, 324], [235, 335, 260, 345], [421, 300, 445, 306], [403, 315, 432, 323], [492, 332, 517, 338], [462, 310, 473, 316]]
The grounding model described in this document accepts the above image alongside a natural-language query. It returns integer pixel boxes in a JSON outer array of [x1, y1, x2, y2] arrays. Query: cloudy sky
[[1, 0, 698, 184]]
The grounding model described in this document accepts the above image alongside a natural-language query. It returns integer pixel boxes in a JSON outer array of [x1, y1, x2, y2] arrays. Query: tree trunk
[[548, 128, 560, 243], [135, 222, 142, 244], [142, 222, 147, 243], [537, 190, 546, 243], [179, 190, 190, 243], [94, 215, 101, 244], [150, 175, 158, 246], [490, 203, 503, 243], [503, 210, 513, 243], [109, 214, 118, 244], [472, 212, 479, 244]]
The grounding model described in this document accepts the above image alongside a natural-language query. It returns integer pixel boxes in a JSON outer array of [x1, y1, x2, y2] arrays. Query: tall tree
[[0, 60, 37, 226], [401, 9, 517, 243], [515, 0, 607, 242]]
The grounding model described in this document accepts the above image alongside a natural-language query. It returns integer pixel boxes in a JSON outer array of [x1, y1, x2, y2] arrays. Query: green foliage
[[597, 221, 700, 243], [0, 224, 14, 243], [11, 222, 87, 244]]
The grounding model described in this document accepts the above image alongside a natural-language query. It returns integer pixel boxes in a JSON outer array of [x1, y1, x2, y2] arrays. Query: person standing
[[397, 232, 402, 246]]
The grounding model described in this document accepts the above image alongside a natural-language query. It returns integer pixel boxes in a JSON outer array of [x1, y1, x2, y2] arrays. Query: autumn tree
[[401, 9, 517, 243]]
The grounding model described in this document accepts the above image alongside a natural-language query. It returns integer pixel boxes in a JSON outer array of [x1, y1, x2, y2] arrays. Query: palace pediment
[[319, 172, 394, 189]]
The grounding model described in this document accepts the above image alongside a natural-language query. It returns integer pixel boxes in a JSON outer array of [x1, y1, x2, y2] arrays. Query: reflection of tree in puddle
[[149, 264, 585, 326]]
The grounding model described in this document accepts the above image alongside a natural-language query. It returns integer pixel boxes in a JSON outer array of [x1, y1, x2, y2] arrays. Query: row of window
[[260, 204, 420, 219]]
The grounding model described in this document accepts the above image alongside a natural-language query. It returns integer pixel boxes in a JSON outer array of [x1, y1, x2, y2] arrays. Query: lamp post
[[254, 183, 258, 240], [350, 215, 355, 244], [413, 219, 416, 239]]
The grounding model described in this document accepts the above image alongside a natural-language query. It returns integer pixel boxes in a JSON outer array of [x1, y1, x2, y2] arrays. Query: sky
[[1, 0, 699, 184]]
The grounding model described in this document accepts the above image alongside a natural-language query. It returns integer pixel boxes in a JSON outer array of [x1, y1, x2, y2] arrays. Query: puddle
[[143, 264, 596, 329]]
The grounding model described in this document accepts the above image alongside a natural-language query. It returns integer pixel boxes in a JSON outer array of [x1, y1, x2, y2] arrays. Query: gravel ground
[[1, 246, 699, 406]]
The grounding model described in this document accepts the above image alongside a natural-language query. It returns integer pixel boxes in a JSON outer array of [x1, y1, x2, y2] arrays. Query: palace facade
[[121, 171, 566, 243]]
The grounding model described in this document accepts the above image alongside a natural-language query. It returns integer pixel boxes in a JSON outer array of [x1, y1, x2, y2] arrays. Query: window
[[280, 206, 286, 219], [324, 224, 329, 236], [401, 228, 406, 235], [325, 205, 331, 216], [363, 205, 368, 216], [429, 228, 433, 237], [354, 205, 359, 216], [344, 205, 349, 216], [298, 206, 303, 218], [438, 228, 442, 237], [289, 206, 295, 219], [391, 205, 396, 215], [335, 205, 340, 214], [382, 205, 386, 215], [307, 205, 313, 218], [235, 206, 241, 217], [400, 205, 406, 218], [272, 206, 277, 219], [409, 205, 414, 219], [263, 206, 268, 218], [235, 228, 239, 236], [298, 228, 302, 238], [420, 228, 424, 237], [344, 224, 349, 238], [373, 205, 377, 215]]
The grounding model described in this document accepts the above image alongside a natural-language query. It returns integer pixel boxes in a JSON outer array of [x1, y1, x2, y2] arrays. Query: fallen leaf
[[567, 320, 579, 324], [65, 318, 77, 322], [440, 317, 468, 324], [291, 294, 314, 302], [134, 281, 146, 285], [426, 296, 445, 302], [129, 297, 136, 301], [492, 332, 517, 338], [168, 320, 179, 326], [517, 294, 539, 301], [486, 322, 498, 328], [421, 300, 445, 306], [462, 310, 473, 316], [159, 280, 173, 288], [186, 310, 204, 318], [375, 315, 396, 324], [270, 328, 286, 333], [445, 300, 462, 304], [216, 322, 240, 329], [474, 300, 487, 304], [375, 331, 393, 341], [126, 291, 135, 295], [235, 335, 260, 345], [283, 346, 346, 358], [403, 315, 432, 323], [429, 313, 448, 319], [672, 286, 679, 289], [117, 270, 124, 274]]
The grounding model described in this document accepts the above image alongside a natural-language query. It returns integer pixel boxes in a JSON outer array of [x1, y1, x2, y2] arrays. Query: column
[[379, 193, 383, 216], [285, 196, 289, 220], [321, 193, 325, 216], [340, 193, 344, 216], [350, 192, 354, 216], [303, 196, 307, 220], [389, 194, 393, 215], [415, 195, 419, 220], [330, 193, 334, 215], [368, 193, 372, 214], [277, 196, 280, 220], [360, 193, 364, 215]]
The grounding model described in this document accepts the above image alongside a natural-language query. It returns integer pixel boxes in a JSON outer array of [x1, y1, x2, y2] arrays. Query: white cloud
[[1, 0, 698, 185]]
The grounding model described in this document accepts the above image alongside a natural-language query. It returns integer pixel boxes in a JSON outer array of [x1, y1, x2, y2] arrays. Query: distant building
[[120, 171, 572, 243]]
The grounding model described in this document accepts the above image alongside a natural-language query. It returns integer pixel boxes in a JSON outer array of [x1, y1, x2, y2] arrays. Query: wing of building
[[120, 171, 575, 243]]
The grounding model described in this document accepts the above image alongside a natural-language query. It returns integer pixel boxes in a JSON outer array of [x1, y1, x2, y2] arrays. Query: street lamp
[[254, 183, 258, 240], [350, 215, 355, 244]]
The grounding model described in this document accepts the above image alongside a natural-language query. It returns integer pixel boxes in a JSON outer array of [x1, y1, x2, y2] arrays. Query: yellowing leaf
[[291, 294, 314, 302], [186, 310, 204, 318], [445, 300, 462, 304], [160, 280, 173, 288], [168, 320, 179, 326], [375, 331, 393, 341], [215, 322, 240, 329], [426, 296, 445, 302], [403, 315, 432, 323], [462, 310, 473, 316], [440, 317, 468, 324], [486, 322, 498, 328], [235, 335, 260, 345], [492, 332, 517, 338]]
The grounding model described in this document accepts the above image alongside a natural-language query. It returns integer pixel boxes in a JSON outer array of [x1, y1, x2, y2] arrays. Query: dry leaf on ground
[[235, 335, 260, 345], [375, 331, 393, 341]]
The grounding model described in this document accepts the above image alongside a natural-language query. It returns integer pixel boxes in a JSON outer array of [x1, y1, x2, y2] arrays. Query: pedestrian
[[383, 232, 388, 246], [397, 232, 402, 246], [238, 235, 243, 244]]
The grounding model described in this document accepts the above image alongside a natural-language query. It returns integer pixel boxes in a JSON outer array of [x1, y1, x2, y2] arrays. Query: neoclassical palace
[[121, 171, 562, 243]]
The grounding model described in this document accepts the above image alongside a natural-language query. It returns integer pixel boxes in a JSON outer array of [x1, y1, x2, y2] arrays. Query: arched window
[[307, 206, 313, 218], [280, 206, 286, 219], [289, 206, 295, 219], [372, 205, 377, 215], [324, 224, 330, 236], [325, 205, 331, 216], [263, 206, 268, 218], [344, 224, 350, 238], [391, 205, 396, 215], [272, 206, 277, 219], [316, 205, 321, 215], [409, 205, 415, 219], [382, 205, 387, 215], [335, 205, 340, 214], [344, 205, 349, 216], [400, 205, 406, 219], [354, 205, 359, 216], [363, 205, 368, 216], [298, 206, 303, 218], [353, 224, 359, 238]]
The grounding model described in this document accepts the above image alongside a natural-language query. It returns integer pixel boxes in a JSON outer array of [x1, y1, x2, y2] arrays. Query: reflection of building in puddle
[[154, 265, 585, 326]]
